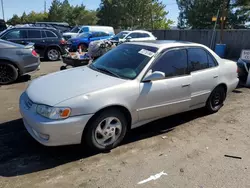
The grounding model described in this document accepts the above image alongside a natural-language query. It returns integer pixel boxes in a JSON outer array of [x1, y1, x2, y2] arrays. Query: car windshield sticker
[[138, 49, 155, 57]]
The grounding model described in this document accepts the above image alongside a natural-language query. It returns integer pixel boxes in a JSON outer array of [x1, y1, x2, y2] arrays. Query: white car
[[19, 41, 238, 151], [113, 30, 157, 42]]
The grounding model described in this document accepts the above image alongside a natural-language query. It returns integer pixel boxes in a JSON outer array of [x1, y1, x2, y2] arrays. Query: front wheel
[[206, 86, 226, 113], [84, 109, 128, 151]]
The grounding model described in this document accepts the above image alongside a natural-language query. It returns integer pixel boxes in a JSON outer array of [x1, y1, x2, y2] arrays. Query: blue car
[[67, 31, 114, 51]]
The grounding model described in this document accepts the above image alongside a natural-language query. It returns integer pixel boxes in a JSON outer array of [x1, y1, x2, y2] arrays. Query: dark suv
[[0, 27, 66, 61]]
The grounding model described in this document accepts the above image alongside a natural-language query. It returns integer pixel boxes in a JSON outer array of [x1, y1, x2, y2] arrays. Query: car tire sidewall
[[0, 62, 18, 85], [46, 48, 60, 61], [85, 109, 128, 151], [206, 86, 226, 113]]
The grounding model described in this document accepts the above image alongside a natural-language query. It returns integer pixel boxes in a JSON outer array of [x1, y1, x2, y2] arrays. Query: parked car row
[[0, 27, 67, 61]]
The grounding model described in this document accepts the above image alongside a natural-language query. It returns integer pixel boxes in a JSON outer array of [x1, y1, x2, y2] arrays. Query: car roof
[[8, 26, 58, 31], [128, 40, 204, 49], [129, 30, 151, 33]]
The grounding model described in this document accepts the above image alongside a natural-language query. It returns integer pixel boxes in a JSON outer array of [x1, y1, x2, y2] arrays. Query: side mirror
[[142, 71, 165, 82], [88, 34, 92, 39], [125, 36, 132, 42]]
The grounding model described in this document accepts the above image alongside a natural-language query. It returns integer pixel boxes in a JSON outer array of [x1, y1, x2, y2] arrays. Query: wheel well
[[82, 105, 132, 141], [78, 43, 88, 48], [46, 45, 61, 53], [217, 83, 227, 93], [0, 59, 20, 74]]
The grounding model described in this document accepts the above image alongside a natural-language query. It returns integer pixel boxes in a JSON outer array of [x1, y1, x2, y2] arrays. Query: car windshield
[[89, 44, 158, 80], [115, 31, 129, 39], [70, 26, 80, 33], [78, 32, 90, 38]]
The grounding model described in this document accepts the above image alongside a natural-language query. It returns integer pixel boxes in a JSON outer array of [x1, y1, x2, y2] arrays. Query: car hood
[[26, 66, 127, 106]]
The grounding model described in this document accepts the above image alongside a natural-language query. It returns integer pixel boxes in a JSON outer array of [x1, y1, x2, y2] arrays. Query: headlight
[[36, 105, 71, 120]]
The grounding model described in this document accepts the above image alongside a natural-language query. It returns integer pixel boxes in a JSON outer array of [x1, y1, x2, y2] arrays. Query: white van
[[63, 25, 115, 40]]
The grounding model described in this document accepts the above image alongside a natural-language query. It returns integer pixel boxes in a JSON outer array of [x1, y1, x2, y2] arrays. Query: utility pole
[[220, 0, 226, 43], [44, 0, 47, 13], [1, 0, 4, 20]]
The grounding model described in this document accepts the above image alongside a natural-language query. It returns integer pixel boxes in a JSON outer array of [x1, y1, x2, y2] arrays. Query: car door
[[99, 32, 111, 40], [1, 29, 28, 45], [89, 32, 101, 42], [137, 48, 192, 121], [26, 29, 46, 56], [187, 47, 219, 109]]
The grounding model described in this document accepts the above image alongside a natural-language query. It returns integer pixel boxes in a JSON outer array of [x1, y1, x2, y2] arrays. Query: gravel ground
[[0, 61, 250, 188]]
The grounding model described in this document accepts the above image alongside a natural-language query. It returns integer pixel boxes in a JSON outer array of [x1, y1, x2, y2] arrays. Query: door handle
[[182, 84, 190, 87], [213, 75, 219, 78]]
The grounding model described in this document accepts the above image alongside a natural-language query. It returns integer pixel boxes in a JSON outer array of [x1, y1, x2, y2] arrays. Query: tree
[[97, 0, 173, 29], [48, 0, 62, 22], [177, 0, 250, 29], [8, 14, 21, 25]]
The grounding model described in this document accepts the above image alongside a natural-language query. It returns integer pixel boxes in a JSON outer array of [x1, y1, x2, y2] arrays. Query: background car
[[0, 39, 40, 84], [112, 30, 157, 42], [63, 25, 115, 40], [19, 41, 238, 151], [0, 27, 67, 61], [33, 22, 73, 34], [0, 19, 7, 32], [237, 49, 250, 83], [67, 31, 114, 51]]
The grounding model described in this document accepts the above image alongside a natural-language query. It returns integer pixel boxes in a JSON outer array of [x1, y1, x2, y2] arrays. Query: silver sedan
[[19, 41, 239, 151]]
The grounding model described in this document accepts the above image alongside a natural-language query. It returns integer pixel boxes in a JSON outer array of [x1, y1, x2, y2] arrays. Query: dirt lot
[[0, 61, 250, 188]]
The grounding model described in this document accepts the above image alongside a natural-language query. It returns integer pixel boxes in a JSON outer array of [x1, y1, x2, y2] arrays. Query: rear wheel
[[84, 109, 128, 151], [46, 48, 60, 61], [0, 62, 18, 85], [206, 86, 226, 113]]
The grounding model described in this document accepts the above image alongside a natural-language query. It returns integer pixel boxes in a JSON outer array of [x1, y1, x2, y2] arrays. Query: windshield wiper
[[97, 67, 123, 79], [90, 65, 122, 79]]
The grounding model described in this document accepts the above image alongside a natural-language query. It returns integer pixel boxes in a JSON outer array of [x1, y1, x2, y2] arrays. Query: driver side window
[[151, 49, 188, 78]]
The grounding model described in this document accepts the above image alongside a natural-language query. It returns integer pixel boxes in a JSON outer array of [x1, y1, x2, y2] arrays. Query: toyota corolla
[[19, 41, 239, 151]]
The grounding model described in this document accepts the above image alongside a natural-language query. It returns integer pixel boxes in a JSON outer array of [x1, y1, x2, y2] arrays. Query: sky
[[1, 0, 179, 25]]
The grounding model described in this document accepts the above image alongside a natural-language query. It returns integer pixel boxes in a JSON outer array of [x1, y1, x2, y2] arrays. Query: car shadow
[[15, 75, 31, 84], [0, 108, 209, 177]]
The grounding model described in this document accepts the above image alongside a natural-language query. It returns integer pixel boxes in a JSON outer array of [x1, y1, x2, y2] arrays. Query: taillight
[[32, 50, 38, 57]]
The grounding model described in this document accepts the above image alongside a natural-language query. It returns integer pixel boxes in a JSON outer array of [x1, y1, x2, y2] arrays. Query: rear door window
[[152, 49, 188, 78], [207, 53, 218, 67], [188, 48, 209, 72], [28, 30, 42, 39], [45, 30, 57, 38]]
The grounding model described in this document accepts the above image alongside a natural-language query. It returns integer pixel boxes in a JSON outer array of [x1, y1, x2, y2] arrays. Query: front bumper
[[19, 93, 93, 146]]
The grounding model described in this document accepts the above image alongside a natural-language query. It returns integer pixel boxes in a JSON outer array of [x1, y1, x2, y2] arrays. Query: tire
[[84, 109, 128, 151], [46, 47, 61, 61], [206, 86, 226, 113], [0, 62, 18, 85], [78, 43, 88, 52]]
